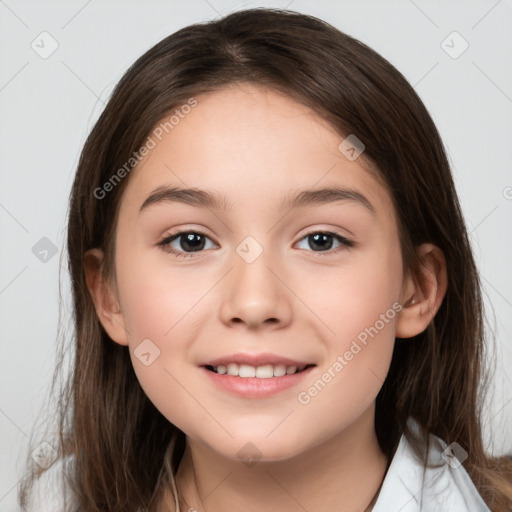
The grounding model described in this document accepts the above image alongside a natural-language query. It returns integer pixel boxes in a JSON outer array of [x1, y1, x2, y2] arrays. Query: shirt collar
[[372, 418, 491, 511]]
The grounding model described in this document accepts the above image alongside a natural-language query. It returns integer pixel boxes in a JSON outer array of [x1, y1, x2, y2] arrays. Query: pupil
[[182, 233, 204, 252], [310, 233, 332, 251]]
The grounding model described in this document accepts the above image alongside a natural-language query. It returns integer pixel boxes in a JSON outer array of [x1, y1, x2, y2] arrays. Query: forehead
[[120, 83, 393, 220]]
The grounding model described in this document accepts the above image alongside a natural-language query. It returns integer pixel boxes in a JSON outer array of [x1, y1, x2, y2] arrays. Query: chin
[[204, 431, 309, 465]]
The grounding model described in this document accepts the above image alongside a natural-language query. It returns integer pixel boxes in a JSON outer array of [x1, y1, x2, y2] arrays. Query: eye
[[295, 231, 354, 255], [157, 229, 354, 258], [157, 230, 217, 257]]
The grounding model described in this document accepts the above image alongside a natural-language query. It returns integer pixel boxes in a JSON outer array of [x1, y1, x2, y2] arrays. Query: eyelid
[[158, 224, 216, 243], [161, 226, 213, 240], [298, 227, 353, 242]]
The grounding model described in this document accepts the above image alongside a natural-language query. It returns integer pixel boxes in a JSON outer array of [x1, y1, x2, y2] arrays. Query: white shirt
[[373, 419, 491, 511], [26, 419, 490, 512]]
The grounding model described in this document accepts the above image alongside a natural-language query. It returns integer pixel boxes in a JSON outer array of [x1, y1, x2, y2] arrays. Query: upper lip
[[200, 353, 315, 368]]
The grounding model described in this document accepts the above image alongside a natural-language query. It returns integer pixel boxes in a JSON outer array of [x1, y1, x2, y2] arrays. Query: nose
[[218, 245, 293, 331]]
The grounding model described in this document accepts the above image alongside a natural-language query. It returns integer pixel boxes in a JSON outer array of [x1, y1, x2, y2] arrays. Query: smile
[[205, 363, 314, 378], [201, 362, 316, 398]]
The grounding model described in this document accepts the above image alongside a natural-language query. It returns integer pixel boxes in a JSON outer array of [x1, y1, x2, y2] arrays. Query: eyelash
[[157, 229, 355, 258]]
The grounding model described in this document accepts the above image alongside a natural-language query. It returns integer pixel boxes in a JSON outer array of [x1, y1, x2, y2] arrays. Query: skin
[[85, 83, 447, 511]]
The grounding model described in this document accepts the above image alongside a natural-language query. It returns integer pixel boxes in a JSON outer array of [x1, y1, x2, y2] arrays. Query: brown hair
[[19, 7, 512, 511]]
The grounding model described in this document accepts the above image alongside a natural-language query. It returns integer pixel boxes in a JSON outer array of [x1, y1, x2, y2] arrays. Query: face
[[106, 83, 407, 462]]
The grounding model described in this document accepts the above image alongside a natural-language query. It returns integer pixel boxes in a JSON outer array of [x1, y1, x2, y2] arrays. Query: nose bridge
[[218, 234, 292, 329]]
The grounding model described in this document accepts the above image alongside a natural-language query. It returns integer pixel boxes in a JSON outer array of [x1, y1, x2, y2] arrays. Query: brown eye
[[158, 231, 216, 256], [295, 231, 354, 254]]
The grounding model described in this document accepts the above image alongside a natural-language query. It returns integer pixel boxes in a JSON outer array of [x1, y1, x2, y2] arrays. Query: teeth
[[256, 364, 274, 378], [273, 364, 287, 377], [239, 364, 256, 377], [227, 363, 238, 376], [211, 363, 308, 378]]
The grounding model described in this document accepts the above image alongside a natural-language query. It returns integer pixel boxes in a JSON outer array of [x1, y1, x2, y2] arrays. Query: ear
[[83, 248, 129, 346], [395, 243, 448, 339]]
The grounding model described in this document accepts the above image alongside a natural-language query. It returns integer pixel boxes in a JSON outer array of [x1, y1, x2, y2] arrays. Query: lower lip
[[200, 366, 315, 398]]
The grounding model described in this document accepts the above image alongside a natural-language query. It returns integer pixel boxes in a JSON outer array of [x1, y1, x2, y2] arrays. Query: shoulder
[[23, 455, 77, 512], [23, 455, 177, 512], [372, 418, 491, 512]]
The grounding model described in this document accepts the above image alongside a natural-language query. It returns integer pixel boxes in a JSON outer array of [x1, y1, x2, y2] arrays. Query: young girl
[[19, 7, 512, 512]]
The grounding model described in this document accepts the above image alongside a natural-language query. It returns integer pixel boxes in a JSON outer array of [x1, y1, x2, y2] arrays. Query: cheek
[[115, 256, 213, 430], [294, 269, 399, 442], [307, 242, 402, 345], [299, 242, 402, 395], [117, 255, 207, 341]]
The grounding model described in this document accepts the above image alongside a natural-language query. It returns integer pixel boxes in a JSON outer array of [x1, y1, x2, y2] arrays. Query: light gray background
[[1, 1, 511, 510]]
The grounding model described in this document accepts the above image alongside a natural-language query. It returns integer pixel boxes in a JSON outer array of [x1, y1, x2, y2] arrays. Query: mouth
[[200, 358, 317, 398], [203, 363, 316, 378]]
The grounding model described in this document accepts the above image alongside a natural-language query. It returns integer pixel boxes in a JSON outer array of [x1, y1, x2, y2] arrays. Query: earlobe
[[83, 248, 129, 346], [395, 243, 448, 339]]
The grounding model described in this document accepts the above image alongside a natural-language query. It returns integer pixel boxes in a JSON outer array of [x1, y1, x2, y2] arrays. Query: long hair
[[19, 8, 512, 511]]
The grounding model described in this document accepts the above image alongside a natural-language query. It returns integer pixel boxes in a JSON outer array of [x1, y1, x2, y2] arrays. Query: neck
[[164, 406, 388, 512]]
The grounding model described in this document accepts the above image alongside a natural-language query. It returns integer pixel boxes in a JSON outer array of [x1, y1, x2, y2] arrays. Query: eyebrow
[[139, 185, 376, 216]]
